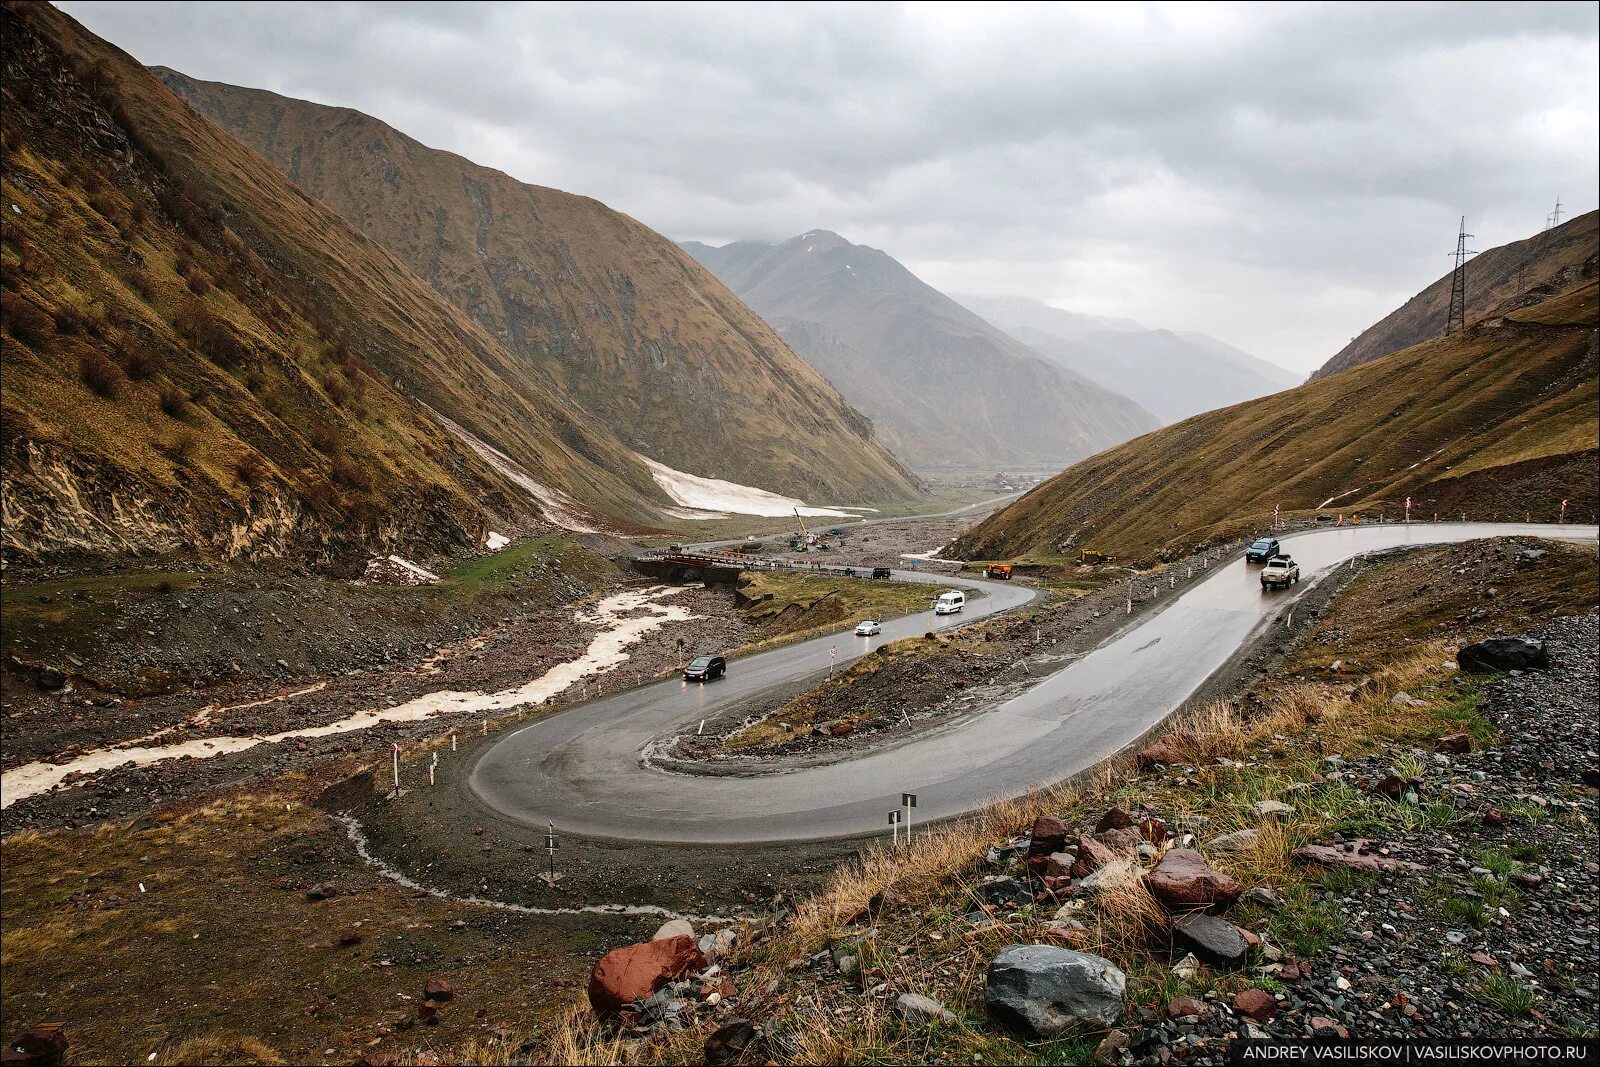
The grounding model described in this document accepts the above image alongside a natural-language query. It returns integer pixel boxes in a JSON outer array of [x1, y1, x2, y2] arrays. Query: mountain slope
[[684, 232, 1158, 473], [1, 2, 671, 569], [1312, 211, 1598, 380], [156, 71, 920, 506], [963, 295, 1300, 423], [953, 276, 1598, 565]]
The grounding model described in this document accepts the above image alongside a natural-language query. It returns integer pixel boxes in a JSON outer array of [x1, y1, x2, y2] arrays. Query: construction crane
[[793, 508, 817, 546]]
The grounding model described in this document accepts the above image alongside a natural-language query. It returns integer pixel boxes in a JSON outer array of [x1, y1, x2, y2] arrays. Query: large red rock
[[1027, 814, 1071, 858], [1143, 848, 1242, 911], [587, 935, 705, 1016], [1136, 737, 1186, 769], [1234, 988, 1278, 1021], [1094, 807, 1134, 833], [1069, 834, 1116, 878]]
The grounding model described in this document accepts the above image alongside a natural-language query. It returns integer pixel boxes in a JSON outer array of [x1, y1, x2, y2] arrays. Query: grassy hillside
[[0, 2, 677, 571], [953, 279, 1598, 564], [156, 71, 921, 506], [1312, 211, 1597, 380], [685, 232, 1159, 474]]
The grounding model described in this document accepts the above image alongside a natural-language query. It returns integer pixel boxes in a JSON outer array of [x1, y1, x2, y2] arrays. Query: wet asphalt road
[[469, 523, 1597, 844]]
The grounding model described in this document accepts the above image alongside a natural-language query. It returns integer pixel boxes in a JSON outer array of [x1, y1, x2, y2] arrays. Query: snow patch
[[426, 407, 602, 534], [637, 454, 857, 518], [485, 531, 510, 551], [364, 555, 441, 585]]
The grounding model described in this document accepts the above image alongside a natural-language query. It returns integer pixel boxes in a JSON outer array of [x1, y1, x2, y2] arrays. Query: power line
[[1546, 196, 1564, 230], [1445, 216, 1476, 337]]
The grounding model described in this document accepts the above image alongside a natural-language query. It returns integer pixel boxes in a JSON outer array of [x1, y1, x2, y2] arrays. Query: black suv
[[1245, 537, 1281, 564], [683, 654, 726, 682]]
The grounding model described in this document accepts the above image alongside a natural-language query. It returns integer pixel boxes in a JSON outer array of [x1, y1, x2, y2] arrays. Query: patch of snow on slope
[[637, 455, 858, 518], [425, 407, 602, 534]]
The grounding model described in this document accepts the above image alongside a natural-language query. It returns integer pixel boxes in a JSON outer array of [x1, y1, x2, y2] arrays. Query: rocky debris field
[[734, 514, 977, 571], [0, 581, 760, 833]]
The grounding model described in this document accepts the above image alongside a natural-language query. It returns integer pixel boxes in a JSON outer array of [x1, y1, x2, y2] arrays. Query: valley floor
[[1, 532, 1595, 1064]]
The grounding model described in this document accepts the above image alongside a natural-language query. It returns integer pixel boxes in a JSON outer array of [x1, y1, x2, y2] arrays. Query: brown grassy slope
[[155, 71, 922, 505], [1311, 211, 1597, 380], [952, 279, 1598, 564], [0, 3, 678, 570]]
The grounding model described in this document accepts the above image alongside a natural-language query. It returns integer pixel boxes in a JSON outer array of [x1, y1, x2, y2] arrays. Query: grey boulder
[[1458, 636, 1548, 673], [985, 944, 1126, 1038]]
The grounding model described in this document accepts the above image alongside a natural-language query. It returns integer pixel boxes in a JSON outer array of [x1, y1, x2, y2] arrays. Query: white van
[[934, 590, 965, 615]]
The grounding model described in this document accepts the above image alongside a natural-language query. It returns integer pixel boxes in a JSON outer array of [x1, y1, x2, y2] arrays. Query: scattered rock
[[1233, 988, 1278, 1021], [1292, 839, 1422, 873], [895, 992, 957, 1026], [652, 918, 695, 941], [1073, 859, 1138, 898], [1094, 1028, 1131, 1064], [1205, 828, 1260, 854], [1171, 912, 1250, 967], [704, 1019, 756, 1065], [2, 1024, 67, 1067], [423, 977, 453, 1002], [1435, 733, 1472, 754], [973, 877, 1035, 909], [1144, 848, 1242, 911], [985, 945, 1127, 1038], [1251, 800, 1294, 820], [1137, 737, 1185, 769], [1070, 834, 1116, 878], [1028, 814, 1071, 857], [1094, 807, 1135, 833], [1167, 995, 1207, 1018], [1170, 953, 1201, 980]]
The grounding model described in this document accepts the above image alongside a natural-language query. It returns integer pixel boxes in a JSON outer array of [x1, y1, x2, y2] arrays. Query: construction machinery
[[1078, 549, 1113, 565], [984, 563, 1013, 580]]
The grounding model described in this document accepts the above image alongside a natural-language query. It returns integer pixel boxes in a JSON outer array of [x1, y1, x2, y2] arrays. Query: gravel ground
[[1100, 615, 1600, 1057]]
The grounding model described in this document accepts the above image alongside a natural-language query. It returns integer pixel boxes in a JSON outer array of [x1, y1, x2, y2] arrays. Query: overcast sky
[[63, 1, 1598, 374]]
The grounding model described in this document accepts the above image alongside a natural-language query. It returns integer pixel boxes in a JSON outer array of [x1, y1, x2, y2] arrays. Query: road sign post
[[901, 792, 917, 844], [888, 808, 901, 846]]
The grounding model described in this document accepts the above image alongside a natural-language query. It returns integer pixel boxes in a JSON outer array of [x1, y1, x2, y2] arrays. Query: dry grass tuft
[[154, 1035, 287, 1065]]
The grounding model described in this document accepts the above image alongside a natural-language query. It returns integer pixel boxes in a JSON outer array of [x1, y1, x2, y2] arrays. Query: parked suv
[[683, 654, 726, 682], [1245, 537, 1281, 564], [1260, 556, 1300, 589]]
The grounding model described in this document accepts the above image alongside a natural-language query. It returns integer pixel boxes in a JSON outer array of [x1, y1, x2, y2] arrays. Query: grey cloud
[[61, 0, 1598, 371]]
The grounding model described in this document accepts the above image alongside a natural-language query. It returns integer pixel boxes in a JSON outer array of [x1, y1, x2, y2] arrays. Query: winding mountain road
[[469, 523, 1596, 844]]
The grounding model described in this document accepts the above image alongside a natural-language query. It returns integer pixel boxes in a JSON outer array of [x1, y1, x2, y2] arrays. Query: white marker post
[[390, 743, 401, 797], [541, 821, 563, 886], [429, 751, 438, 787], [888, 808, 901, 846], [829, 645, 837, 680], [1405, 496, 1412, 524], [451, 733, 457, 752], [1561, 499, 1569, 524], [901, 792, 917, 845]]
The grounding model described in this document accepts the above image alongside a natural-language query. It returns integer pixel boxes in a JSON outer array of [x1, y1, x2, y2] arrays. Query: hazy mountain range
[[683, 232, 1159, 472], [958, 295, 1302, 424]]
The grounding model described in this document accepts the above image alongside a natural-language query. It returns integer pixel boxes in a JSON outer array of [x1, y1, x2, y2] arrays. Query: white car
[[1260, 556, 1301, 590], [854, 620, 882, 636]]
